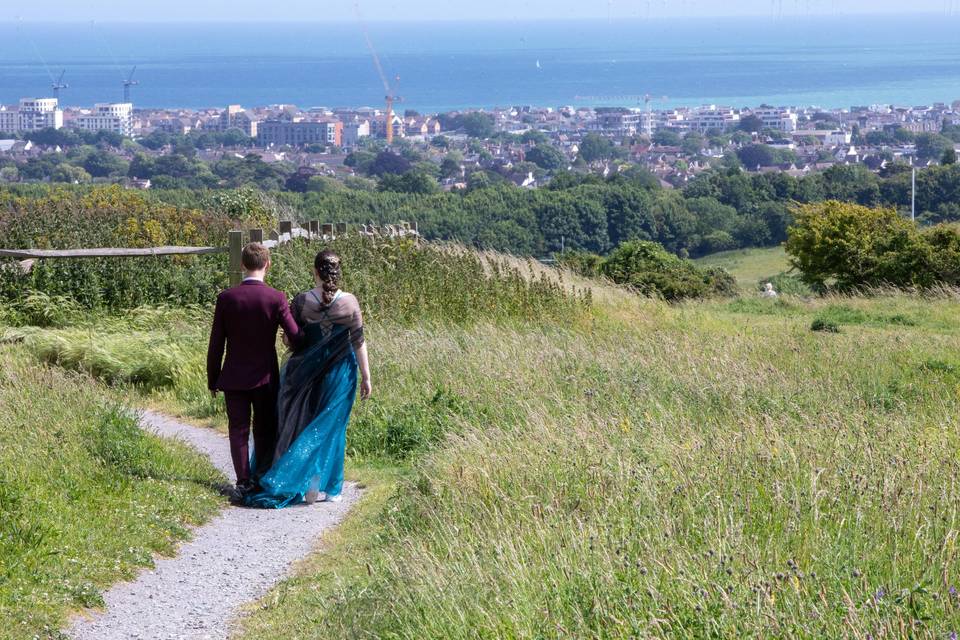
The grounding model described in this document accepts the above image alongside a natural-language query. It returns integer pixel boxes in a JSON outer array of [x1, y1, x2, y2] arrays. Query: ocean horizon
[[2, 15, 960, 113]]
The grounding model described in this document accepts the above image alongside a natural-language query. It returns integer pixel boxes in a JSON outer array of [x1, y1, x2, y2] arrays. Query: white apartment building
[[791, 129, 852, 146], [218, 105, 258, 137], [594, 108, 641, 135], [0, 107, 17, 133], [74, 103, 134, 137], [688, 106, 740, 133], [751, 107, 798, 132], [0, 98, 63, 132]]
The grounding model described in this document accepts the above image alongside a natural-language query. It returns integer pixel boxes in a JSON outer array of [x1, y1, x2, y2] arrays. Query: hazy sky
[[6, 0, 958, 22]]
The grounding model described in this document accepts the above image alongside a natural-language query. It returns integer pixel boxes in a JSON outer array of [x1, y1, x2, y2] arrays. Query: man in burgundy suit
[[207, 242, 301, 498]]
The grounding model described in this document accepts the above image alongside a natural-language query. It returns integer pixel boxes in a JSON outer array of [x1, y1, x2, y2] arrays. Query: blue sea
[[2, 16, 960, 112]]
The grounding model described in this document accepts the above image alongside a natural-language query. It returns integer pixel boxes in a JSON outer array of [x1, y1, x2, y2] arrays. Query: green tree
[[0, 166, 19, 182], [942, 148, 957, 165], [368, 151, 412, 177], [51, 164, 91, 183], [893, 128, 916, 143], [578, 133, 614, 163], [738, 114, 764, 132], [379, 170, 440, 195], [525, 144, 566, 171], [440, 156, 463, 180], [786, 201, 932, 290], [652, 129, 681, 146], [736, 144, 776, 169], [681, 133, 705, 156], [460, 112, 496, 138], [916, 133, 954, 162], [520, 129, 549, 145], [83, 149, 129, 178]]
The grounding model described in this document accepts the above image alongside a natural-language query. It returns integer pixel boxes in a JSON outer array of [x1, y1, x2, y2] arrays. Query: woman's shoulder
[[337, 291, 361, 308]]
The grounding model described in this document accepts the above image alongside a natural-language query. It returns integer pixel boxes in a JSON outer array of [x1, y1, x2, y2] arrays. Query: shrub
[[555, 250, 604, 278], [599, 241, 737, 301], [810, 318, 841, 333], [786, 201, 934, 290]]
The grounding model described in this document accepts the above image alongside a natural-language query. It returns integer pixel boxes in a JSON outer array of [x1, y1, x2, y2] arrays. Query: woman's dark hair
[[314, 250, 342, 304]]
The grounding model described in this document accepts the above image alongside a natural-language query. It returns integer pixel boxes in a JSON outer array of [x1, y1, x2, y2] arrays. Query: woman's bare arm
[[356, 342, 372, 400]]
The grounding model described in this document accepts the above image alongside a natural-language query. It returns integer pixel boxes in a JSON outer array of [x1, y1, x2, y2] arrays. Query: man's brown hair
[[241, 242, 270, 271]]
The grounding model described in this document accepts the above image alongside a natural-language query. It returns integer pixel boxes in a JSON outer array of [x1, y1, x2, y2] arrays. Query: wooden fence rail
[[2, 220, 419, 286], [0, 246, 227, 259]]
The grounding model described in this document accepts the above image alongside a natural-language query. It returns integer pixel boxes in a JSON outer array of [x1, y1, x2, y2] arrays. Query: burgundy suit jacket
[[206, 280, 301, 392]]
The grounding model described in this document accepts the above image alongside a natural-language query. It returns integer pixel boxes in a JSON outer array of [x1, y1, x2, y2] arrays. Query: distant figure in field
[[243, 249, 372, 508], [761, 282, 778, 298]]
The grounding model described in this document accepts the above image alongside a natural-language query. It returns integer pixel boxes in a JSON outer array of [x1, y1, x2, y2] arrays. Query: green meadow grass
[[695, 246, 791, 289], [235, 290, 960, 639], [11, 248, 960, 637], [0, 342, 224, 639]]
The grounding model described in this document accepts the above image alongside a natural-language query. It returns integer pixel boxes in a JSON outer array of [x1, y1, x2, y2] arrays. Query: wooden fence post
[[279, 220, 293, 237], [228, 230, 243, 286], [309, 220, 320, 237], [336, 222, 348, 236], [322, 223, 333, 237], [249, 228, 263, 243]]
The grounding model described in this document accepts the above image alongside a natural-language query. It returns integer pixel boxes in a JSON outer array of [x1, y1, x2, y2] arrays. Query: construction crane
[[641, 94, 668, 137], [356, 4, 402, 144], [123, 66, 139, 103], [52, 70, 68, 102]]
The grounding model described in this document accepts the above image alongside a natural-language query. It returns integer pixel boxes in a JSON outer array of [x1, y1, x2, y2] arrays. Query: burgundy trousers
[[224, 384, 278, 484]]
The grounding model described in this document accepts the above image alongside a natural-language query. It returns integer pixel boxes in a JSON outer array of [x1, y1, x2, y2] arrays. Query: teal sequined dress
[[245, 290, 364, 508]]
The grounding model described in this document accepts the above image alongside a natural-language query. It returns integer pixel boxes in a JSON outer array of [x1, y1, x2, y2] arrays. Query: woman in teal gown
[[245, 250, 372, 509]]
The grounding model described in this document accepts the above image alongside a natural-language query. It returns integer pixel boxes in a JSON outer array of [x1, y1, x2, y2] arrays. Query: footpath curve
[[66, 410, 358, 640]]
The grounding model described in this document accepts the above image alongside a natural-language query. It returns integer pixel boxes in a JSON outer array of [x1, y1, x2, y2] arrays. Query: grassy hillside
[[0, 340, 223, 638], [695, 246, 790, 289], [236, 288, 960, 639], [10, 237, 960, 637]]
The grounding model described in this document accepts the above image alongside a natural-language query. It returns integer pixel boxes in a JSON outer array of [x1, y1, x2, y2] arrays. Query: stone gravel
[[65, 410, 358, 640]]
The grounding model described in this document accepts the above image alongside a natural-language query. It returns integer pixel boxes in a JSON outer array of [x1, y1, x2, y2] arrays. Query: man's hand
[[360, 378, 372, 400]]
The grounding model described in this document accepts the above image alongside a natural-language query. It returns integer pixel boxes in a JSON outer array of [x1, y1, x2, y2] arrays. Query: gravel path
[[66, 409, 359, 640]]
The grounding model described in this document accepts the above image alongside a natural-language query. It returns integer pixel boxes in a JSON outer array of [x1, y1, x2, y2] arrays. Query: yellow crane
[[356, 4, 402, 145]]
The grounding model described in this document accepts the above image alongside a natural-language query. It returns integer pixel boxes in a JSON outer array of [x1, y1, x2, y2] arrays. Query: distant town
[[2, 94, 960, 190]]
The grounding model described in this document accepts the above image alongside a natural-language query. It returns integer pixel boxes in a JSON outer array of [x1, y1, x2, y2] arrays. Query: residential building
[[898, 120, 941, 134], [791, 129, 852, 146], [688, 106, 740, 133], [342, 120, 371, 146], [218, 105, 258, 137], [74, 103, 134, 137], [752, 107, 798, 132], [0, 98, 63, 132], [258, 119, 342, 147], [594, 108, 641, 135], [369, 113, 404, 140], [404, 116, 441, 138], [0, 107, 17, 133]]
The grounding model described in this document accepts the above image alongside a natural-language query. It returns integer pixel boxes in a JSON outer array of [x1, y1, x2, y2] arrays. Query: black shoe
[[230, 480, 256, 504]]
